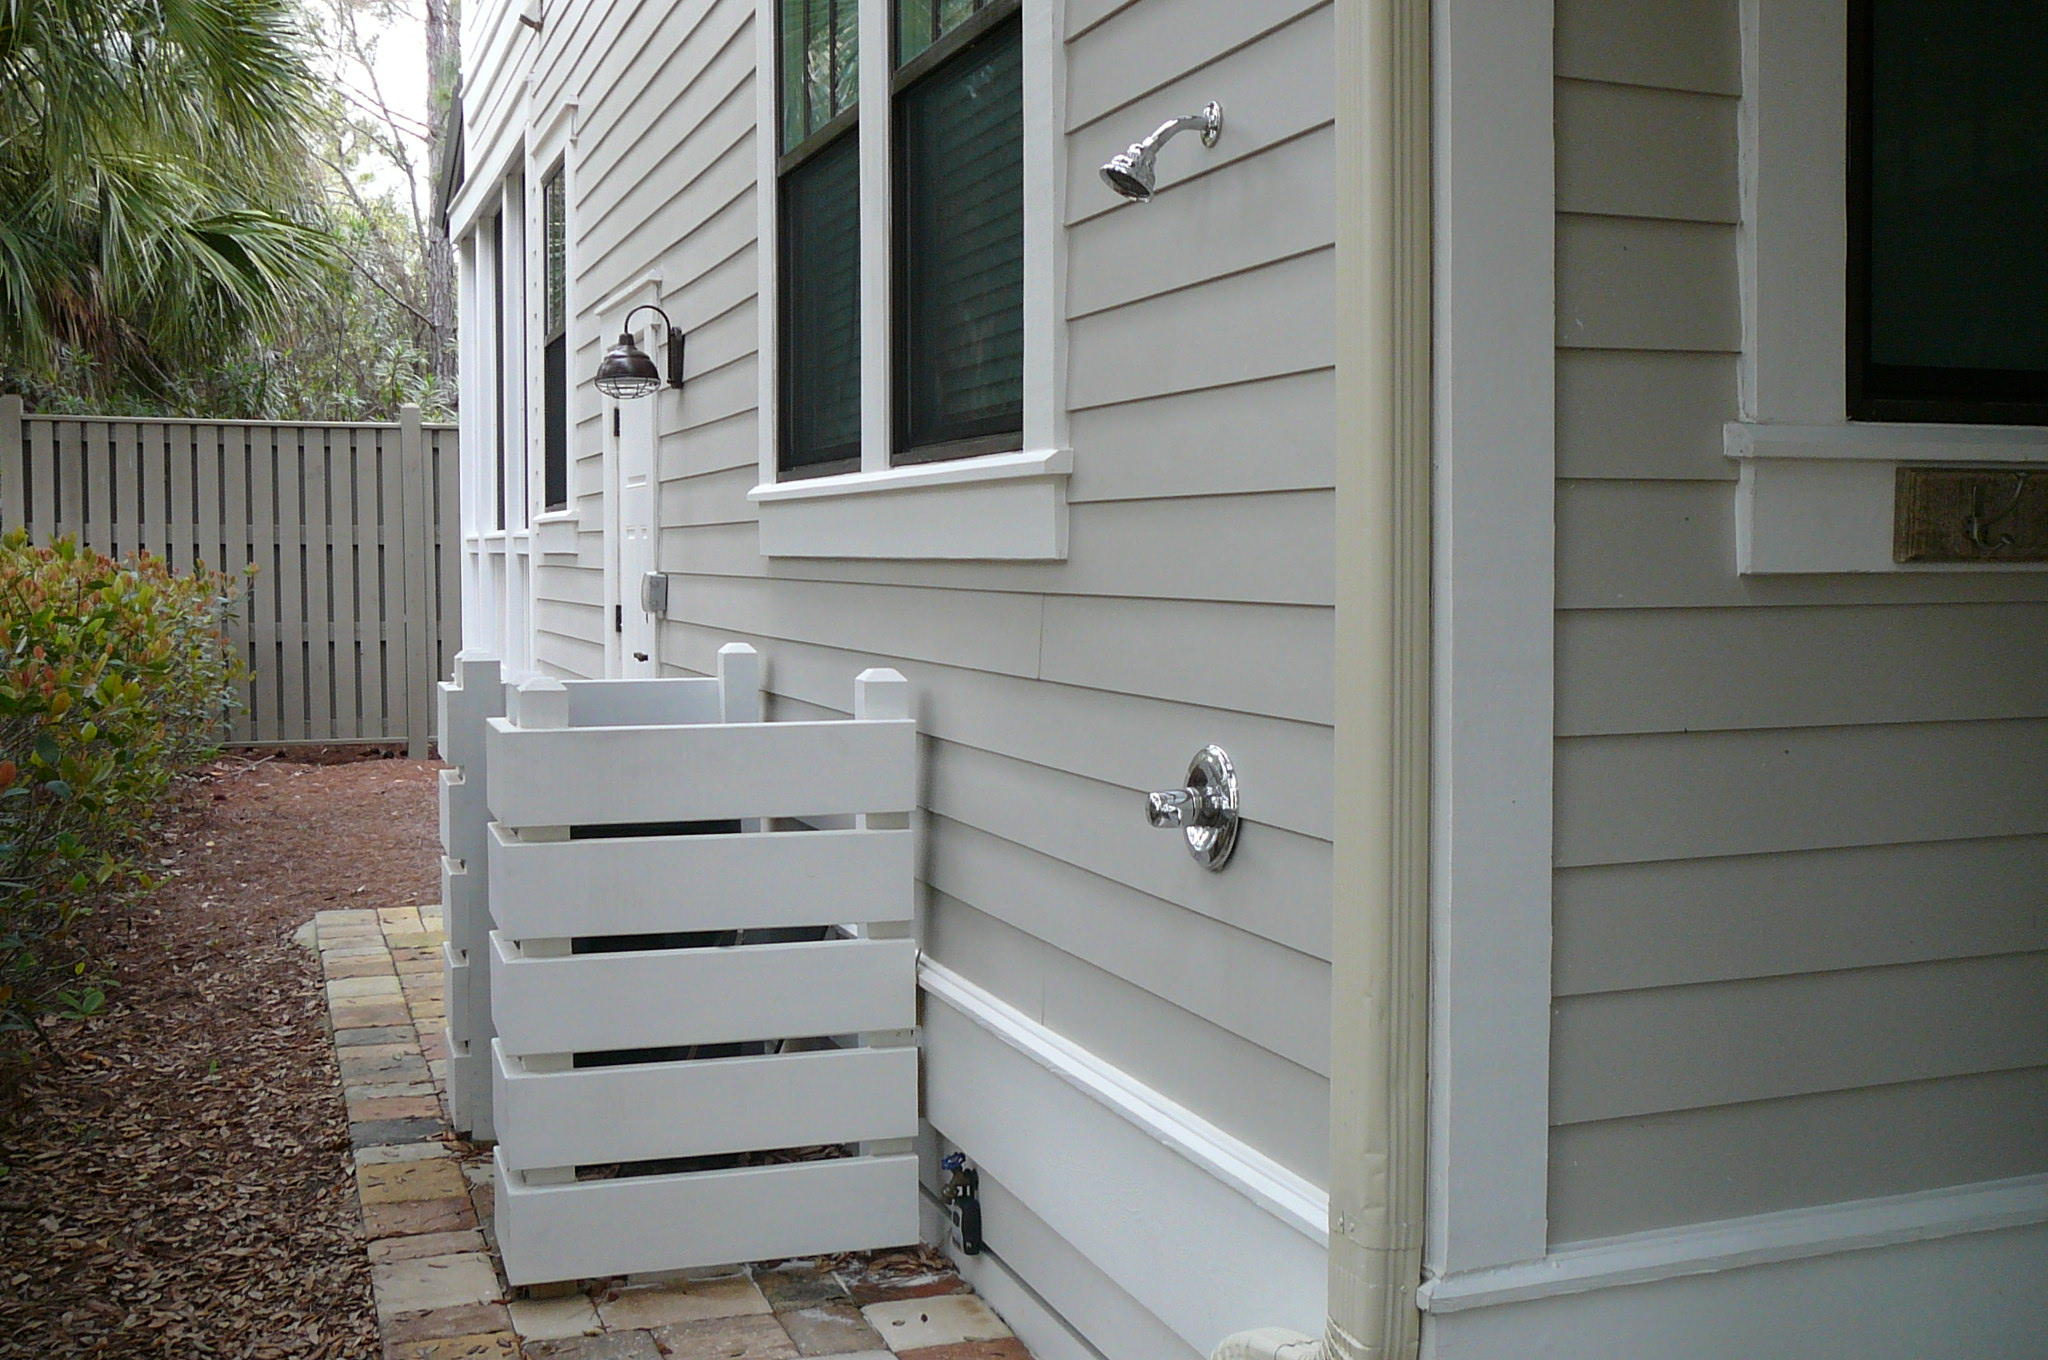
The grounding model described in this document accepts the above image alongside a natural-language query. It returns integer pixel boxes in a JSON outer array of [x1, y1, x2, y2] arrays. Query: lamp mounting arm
[[619, 303, 674, 341]]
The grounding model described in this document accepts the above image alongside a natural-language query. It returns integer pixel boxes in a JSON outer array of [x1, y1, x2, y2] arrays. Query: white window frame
[[528, 101, 581, 554], [1731, 0, 2048, 573], [749, 0, 1070, 560]]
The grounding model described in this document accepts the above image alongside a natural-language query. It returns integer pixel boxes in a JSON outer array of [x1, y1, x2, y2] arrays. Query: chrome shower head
[[1098, 101, 1223, 203]]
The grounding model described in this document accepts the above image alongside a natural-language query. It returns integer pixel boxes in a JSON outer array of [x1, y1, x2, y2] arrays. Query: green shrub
[[0, 532, 244, 1076]]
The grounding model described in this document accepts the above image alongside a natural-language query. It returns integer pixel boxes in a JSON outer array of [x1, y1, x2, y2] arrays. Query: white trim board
[[918, 962, 1327, 1354], [1424, 0, 1556, 1274], [1417, 1172, 2048, 1315], [1729, 422, 2048, 574], [1419, 1215, 2048, 1360]]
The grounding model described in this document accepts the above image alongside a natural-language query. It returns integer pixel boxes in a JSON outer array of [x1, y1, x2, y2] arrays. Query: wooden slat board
[[484, 716, 917, 825], [493, 1151, 920, 1286], [493, 1042, 918, 1170], [487, 823, 915, 937], [1, 412, 456, 746], [489, 932, 917, 1055]]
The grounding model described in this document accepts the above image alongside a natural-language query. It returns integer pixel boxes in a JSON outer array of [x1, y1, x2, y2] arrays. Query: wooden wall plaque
[[1893, 466, 2048, 563]]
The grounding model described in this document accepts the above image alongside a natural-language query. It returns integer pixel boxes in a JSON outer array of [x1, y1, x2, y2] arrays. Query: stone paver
[[861, 1297, 1012, 1353], [650, 1312, 800, 1360], [313, 906, 1031, 1360], [780, 1302, 887, 1356]]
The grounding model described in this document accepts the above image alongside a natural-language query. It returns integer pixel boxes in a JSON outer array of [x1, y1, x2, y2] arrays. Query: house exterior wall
[[1548, 0, 2048, 1248], [454, 3, 1336, 1357]]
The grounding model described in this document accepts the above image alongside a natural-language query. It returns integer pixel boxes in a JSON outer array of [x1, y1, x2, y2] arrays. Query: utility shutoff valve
[[941, 1153, 984, 1256]]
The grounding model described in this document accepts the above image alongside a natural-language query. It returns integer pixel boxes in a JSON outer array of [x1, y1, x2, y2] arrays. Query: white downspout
[[1214, 0, 1434, 1356]]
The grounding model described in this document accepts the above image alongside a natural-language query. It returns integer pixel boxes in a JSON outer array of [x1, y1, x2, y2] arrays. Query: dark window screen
[[1851, 0, 2048, 422], [542, 169, 568, 511], [893, 14, 1023, 459], [779, 131, 864, 473]]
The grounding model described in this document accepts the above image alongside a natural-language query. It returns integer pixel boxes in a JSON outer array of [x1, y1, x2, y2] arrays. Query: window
[[892, 1, 1023, 461], [542, 167, 569, 511], [488, 210, 507, 530], [777, 0, 863, 476], [1848, 0, 2048, 423]]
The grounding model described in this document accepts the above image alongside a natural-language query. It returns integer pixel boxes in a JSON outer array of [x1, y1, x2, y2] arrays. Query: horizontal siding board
[[1548, 1066, 2048, 1243], [1555, 835, 2048, 994], [927, 893, 1329, 1182], [1552, 953, 2048, 1123], [1556, 215, 1738, 352], [659, 621, 1337, 848], [1065, 369, 1334, 502], [1558, 480, 2048, 608], [1039, 595, 1332, 723], [1556, 718, 2048, 867], [1064, 0, 1325, 130], [1554, 0, 1740, 96], [1068, 250, 1334, 407], [925, 741, 1334, 965], [1068, 126, 1335, 318], [1559, 604, 2048, 736], [1554, 350, 1738, 481], [928, 814, 1331, 1073], [1555, 79, 1737, 223], [1064, 9, 1334, 221], [664, 491, 1336, 607]]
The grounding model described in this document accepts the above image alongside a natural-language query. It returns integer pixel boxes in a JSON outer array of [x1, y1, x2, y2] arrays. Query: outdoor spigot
[[1144, 745, 1240, 870]]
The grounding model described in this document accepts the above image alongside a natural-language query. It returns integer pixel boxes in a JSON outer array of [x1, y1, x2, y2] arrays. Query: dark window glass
[[1850, 0, 2048, 422], [893, 10, 1022, 460], [488, 210, 506, 530], [542, 169, 568, 511], [782, 0, 859, 152], [780, 132, 864, 473]]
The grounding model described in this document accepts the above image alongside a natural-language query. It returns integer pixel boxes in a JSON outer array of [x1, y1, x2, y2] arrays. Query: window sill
[[533, 510, 580, 557], [747, 448, 1071, 560], [1727, 421, 2048, 574]]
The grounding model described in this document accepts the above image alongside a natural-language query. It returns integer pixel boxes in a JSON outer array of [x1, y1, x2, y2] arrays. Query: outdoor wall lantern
[[594, 305, 684, 399], [1099, 101, 1223, 203]]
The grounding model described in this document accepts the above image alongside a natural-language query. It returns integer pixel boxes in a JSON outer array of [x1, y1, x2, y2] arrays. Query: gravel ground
[[0, 755, 443, 1358]]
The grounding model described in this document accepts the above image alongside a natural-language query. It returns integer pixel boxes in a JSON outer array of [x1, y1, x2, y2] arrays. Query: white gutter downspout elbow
[[1213, 0, 1433, 1356]]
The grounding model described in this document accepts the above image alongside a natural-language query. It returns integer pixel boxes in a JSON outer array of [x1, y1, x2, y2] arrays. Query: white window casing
[[751, 0, 1070, 560], [1731, 0, 2048, 573]]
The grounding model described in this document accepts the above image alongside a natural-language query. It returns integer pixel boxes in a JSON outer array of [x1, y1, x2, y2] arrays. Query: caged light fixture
[[594, 304, 685, 399], [1098, 101, 1223, 203]]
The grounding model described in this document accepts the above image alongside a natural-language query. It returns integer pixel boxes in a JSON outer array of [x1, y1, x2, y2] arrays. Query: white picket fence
[[0, 396, 459, 753], [438, 643, 922, 1286]]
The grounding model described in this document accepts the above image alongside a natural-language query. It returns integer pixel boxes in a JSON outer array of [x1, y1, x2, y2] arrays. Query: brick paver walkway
[[313, 906, 1026, 1360]]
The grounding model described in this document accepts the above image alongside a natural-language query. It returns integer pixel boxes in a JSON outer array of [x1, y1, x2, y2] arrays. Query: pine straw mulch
[[0, 754, 445, 1359]]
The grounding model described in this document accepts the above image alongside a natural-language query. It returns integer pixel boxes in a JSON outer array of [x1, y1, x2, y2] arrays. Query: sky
[[321, 0, 435, 201]]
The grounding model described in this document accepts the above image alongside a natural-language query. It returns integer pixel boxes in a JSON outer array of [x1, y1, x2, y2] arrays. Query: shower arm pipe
[[1121, 108, 1222, 161]]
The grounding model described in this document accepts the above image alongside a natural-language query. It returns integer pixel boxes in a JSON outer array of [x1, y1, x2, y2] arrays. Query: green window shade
[[782, 0, 858, 152], [542, 170, 566, 340], [894, 15, 1022, 456], [780, 131, 863, 472], [897, 0, 997, 64]]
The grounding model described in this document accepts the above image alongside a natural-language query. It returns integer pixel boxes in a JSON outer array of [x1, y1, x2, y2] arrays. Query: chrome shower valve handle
[[1144, 745, 1240, 870]]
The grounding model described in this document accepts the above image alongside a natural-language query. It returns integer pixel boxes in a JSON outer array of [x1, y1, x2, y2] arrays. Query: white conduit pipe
[[1212, 0, 1434, 1357]]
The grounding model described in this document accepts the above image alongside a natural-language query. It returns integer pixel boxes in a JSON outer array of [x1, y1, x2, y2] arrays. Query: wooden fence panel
[[1, 405, 457, 752]]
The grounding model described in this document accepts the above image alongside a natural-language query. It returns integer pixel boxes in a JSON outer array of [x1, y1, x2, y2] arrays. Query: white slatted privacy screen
[[0, 397, 459, 754]]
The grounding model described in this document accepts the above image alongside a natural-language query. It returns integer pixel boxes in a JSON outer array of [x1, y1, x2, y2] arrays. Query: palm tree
[[0, 0, 339, 407]]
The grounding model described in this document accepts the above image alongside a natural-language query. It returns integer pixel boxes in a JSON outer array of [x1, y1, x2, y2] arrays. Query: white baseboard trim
[[918, 960, 1327, 1243], [1418, 1172, 2048, 1314]]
